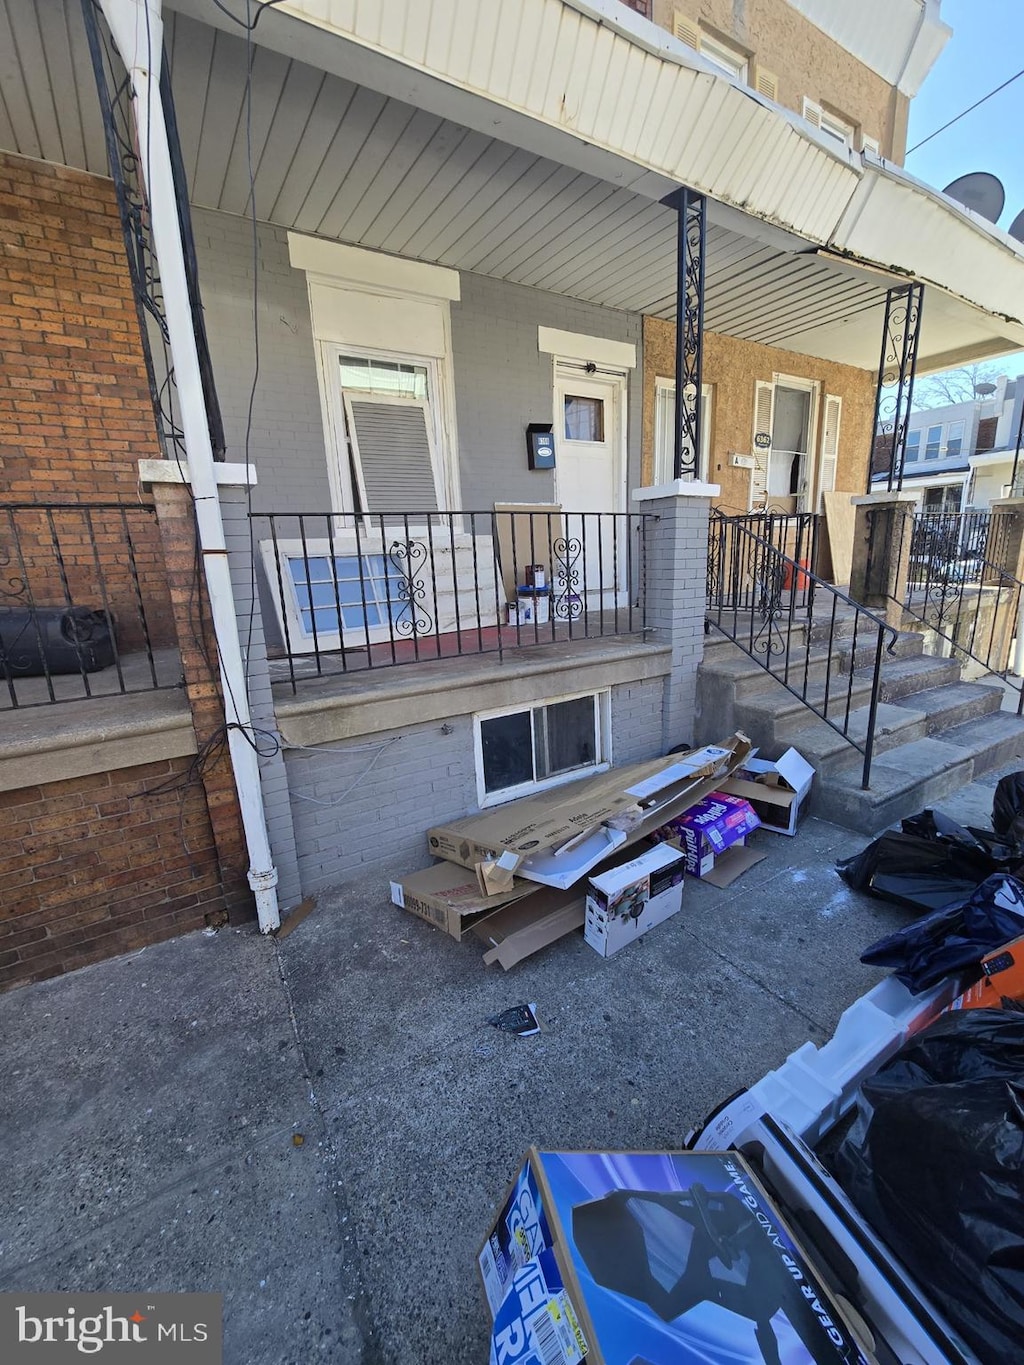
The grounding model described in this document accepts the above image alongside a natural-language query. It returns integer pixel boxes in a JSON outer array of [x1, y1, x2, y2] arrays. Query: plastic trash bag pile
[[836, 1010, 1024, 1365]]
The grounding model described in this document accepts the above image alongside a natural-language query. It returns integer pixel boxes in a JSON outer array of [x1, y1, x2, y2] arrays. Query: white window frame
[[473, 690, 612, 808], [699, 32, 749, 83], [904, 430, 922, 462], [945, 419, 966, 459], [803, 98, 855, 150], [653, 378, 713, 484], [320, 343, 451, 523], [924, 423, 943, 459]]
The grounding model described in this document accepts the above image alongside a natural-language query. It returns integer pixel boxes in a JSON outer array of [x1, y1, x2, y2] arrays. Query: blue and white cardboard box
[[479, 1149, 871, 1365], [655, 793, 764, 886]]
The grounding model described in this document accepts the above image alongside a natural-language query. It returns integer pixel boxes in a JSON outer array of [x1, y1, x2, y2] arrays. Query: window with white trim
[[802, 98, 856, 150], [654, 380, 713, 483], [672, 13, 749, 83], [924, 424, 942, 460], [475, 692, 610, 805], [330, 351, 444, 517], [945, 420, 965, 459], [905, 430, 922, 462]]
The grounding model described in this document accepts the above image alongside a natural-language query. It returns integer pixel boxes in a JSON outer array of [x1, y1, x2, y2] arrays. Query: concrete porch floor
[[0, 764, 1014, 1364]]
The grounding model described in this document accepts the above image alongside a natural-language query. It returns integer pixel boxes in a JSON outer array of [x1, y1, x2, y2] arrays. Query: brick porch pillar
[[849, 492, 917, 629], [985, 497, 1024, 676], [633, 479, 719, 751]]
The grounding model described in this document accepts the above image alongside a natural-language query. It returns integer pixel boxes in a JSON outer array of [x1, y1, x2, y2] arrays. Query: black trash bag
[[837, 809, 1010, 913], [860, 873, 1024, 993], [993, 771, 1024, 849], [836, 1011, 1024, 1365]]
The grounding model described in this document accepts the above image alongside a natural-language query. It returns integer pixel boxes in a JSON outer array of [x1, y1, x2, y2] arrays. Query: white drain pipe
[[101, 0, 280, 931]]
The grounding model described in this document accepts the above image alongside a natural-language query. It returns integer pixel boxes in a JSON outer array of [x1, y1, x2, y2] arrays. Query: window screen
[[479, 695, 602, 797], [288, 554, 404, 637]]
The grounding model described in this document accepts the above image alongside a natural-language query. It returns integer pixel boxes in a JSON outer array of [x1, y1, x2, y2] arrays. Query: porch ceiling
[[0, 0, 1019, 374]]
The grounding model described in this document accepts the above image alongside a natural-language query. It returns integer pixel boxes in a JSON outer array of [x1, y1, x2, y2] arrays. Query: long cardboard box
[[426, 737, 751, 889]]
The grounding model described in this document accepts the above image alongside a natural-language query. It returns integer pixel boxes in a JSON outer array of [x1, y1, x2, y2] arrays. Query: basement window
[[474, 692, 610, 805]]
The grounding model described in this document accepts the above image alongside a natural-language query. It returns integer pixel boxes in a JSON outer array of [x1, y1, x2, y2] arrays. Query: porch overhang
[[2, 0, 1022, 374]]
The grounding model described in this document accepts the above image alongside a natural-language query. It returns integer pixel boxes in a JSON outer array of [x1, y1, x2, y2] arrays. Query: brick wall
[[0, 759, 232, 989], [0, 150, 174, 648]]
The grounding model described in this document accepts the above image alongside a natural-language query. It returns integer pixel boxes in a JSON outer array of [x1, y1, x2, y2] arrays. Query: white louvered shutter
[[750, 381, 774, 509], [673, 12, 701, 50], [802, 97, 823, 130], [819, 394, 842, 506], [344, 396, 439, 516], [753, 66, 779, 101]]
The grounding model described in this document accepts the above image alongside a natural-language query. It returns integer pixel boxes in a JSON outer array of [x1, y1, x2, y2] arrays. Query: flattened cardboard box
[[427, 738, 752, 889], [479, 1148, 872, 1365], [719, 747, 815, 837], [389, 862, 538, 941]]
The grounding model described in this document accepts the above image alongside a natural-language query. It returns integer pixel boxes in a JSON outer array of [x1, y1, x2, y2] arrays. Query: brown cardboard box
[[426, 737, 752, 888], [389, 861, 538, 941]]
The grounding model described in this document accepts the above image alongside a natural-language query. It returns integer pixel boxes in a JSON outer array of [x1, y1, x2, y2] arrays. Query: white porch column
[[633, 479, 720, 750], [103, 0, 280, 930]]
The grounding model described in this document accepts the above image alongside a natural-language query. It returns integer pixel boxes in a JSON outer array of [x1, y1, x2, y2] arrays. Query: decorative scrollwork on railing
[[871, 283, 925, 493], [705, 515, 722, 602], [552, 536, 584, 620], [752, 556, 788, 657], [667, 187, 706, 482], [387, 540, 433, 638], [0, 547, 26, 601]]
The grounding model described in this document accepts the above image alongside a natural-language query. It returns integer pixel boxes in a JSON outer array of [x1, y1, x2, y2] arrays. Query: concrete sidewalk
[[0, 766, 1012, 1363]]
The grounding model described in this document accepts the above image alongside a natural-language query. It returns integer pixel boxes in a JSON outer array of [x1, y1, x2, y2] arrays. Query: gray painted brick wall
[[284, 676, 665, 895], [191, 210, 644, 516]]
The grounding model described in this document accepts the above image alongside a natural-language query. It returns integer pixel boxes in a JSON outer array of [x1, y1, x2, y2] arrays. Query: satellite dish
[[974, 382, 997, 396], [1009, 206, 1024, 243], [942, 172, 1005, 223]]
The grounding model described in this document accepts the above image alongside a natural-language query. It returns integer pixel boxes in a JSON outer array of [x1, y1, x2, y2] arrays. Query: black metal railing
[[908, 510, 992, 591], [0, 503, 181, 709], [883, 509, 1024, 714], [251, 509, 652, 688], [707, 509, 822, 612], [707, 515, 897, 789]]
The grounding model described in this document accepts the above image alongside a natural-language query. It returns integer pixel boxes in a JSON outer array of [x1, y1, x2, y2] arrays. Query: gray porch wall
[[283, 675, 666, 894], [450, 272, 644, 509], [190, 209, 644, 513]]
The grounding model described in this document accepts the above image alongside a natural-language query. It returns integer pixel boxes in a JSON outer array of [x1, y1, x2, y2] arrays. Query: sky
[[906, 0, 1024, 234], [904, 0, 1024, 388]]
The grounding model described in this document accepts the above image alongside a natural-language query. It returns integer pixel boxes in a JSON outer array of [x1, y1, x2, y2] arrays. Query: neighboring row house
[[2, 0, 1023, 986]]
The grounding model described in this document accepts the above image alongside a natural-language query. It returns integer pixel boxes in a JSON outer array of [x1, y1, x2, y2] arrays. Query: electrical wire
[[906, 66, 1024, 156], [208, 0, 289, 32], [243, 0, 261, 686]]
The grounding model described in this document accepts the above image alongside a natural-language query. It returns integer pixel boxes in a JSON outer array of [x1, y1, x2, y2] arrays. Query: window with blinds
[[337, 355, 442, 517]]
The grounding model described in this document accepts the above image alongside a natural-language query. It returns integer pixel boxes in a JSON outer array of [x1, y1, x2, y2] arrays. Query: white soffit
[[537, 328, 636, 369]]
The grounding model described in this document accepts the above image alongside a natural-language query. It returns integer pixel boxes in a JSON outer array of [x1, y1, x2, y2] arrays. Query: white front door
[[553, 368, 627, 610]]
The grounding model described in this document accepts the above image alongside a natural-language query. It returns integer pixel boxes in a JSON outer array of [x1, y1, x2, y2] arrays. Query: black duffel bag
[[0, 606, 116, 676]]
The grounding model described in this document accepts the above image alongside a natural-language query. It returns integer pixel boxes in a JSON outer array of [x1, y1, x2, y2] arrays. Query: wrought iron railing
[[707, 514, 897, 789], [907, 510, 992, 591], [0, 503, 181, 709], [707, 509, 821, 612], [252, 509, 652, 689], [881, 509, 1024, 714]]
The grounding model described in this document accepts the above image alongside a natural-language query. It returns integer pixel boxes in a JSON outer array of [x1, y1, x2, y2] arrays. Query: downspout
[[99, 0, 280, 931]]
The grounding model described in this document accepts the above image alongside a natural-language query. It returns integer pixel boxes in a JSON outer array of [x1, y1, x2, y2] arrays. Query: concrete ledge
[[633, 479, 721, 501], [138, 458, 258, 487], [0, 691, 197, 793], [275, 638, 671, 747]]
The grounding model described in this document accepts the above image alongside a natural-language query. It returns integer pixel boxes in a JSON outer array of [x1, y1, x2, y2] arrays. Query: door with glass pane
[[553, 369, 626, 614], [767, 379, 819, 513]]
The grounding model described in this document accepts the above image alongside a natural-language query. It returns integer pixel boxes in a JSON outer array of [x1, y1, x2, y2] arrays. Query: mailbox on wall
[[526, 423, 555, 470]]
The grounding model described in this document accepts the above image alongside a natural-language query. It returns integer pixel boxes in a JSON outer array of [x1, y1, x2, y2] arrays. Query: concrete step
[[891, 680, 1004, 734], [734, 674, 876, 747], [700, 641, 839, 698], [871, 654, 963, 703], [813, 737, 976, 835], [940, 710, 1024, 775], [777, 701, 927, 769]]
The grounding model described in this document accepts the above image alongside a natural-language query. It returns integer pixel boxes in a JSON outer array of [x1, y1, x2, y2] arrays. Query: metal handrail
[[707, 515, 898, 789], [887, 531, 1024, 717]]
